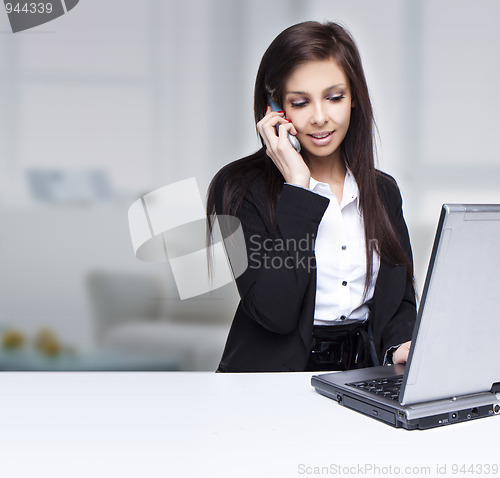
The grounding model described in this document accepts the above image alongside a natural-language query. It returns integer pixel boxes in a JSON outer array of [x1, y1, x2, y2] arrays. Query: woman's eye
[[289, 94, 345, 107], [290, 101, 308, 108]]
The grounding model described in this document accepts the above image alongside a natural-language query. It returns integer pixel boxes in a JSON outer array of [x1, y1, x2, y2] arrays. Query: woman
[[207, 21, 416, 372]]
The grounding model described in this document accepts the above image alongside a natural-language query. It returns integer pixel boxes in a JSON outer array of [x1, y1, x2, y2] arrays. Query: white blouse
[[309, 170, 380, 325]]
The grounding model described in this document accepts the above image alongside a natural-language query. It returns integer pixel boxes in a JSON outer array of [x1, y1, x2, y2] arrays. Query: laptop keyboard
[[348, 375, 403, 401]]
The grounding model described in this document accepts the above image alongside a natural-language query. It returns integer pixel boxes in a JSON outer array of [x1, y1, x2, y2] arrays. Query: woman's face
[[282, 58, 352, 162]]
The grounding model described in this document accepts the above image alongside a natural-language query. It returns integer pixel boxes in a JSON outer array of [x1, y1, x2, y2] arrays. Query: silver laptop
[[311, 204, 500, 429]]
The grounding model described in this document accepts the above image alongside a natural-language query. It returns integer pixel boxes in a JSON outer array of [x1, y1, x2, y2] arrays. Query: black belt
[[306, 321, 372, 371]]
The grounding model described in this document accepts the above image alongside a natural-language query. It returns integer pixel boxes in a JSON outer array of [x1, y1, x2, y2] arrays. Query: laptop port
[[336, 394, 342, 404], [494, 405, 500, 414], [471, 407, 479, 417]]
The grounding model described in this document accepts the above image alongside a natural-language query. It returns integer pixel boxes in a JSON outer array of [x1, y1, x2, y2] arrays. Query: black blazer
[[214, 169, 416, 372]]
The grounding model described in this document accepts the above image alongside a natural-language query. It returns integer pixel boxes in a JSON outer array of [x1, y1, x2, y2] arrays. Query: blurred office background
[[0, 0, 498, 370]]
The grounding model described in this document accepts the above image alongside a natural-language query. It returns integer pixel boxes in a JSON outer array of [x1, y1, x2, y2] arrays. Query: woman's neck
[[308, 152, 346, 186], [307, 152, 347, 205]]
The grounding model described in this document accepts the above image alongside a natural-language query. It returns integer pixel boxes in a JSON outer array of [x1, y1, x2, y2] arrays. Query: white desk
[[0, 372, 497, 478]]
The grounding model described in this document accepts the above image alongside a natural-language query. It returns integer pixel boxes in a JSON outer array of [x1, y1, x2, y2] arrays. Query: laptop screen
[[401, 204, 500, 405]]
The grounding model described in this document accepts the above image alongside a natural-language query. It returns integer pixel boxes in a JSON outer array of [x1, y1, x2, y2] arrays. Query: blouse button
[[342, 281, 347, 286]]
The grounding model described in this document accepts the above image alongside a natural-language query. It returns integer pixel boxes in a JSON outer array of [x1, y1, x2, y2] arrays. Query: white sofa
[[86, 271, 238, 371]]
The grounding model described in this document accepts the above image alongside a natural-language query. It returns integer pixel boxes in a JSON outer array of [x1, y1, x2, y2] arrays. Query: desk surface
[[0, 372, 497, 478]]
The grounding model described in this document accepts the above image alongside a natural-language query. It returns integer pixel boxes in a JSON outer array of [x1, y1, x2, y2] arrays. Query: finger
[[273, 115, 297, 135], [267, 121, 294, 155], [261, 108, 284, 122], [257, 111, 284, 135], [394, 345, 410, 364], [276, 121, 297, 142], [258, 114, 289, 147]]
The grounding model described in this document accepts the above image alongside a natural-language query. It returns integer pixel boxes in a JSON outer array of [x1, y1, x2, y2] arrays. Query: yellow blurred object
[[34, 328, 62, 357], [2, 329, 26, 349]]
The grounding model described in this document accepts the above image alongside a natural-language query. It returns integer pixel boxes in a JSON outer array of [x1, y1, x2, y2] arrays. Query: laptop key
[[348, 375, 403, 400]]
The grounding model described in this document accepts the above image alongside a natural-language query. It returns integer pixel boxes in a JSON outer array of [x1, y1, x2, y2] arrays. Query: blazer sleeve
[[376, 176, 417, 361], [214, 178, 329, 335]]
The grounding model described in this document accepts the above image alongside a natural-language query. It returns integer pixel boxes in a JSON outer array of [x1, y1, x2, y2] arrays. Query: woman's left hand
[[392, 341, 411, 364]]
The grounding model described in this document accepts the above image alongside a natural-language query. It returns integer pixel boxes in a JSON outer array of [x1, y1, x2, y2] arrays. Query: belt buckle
[[311, 338, 345, 365]]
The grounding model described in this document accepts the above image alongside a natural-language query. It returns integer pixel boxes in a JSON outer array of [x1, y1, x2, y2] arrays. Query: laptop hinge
[[490, 382, 500, 394]]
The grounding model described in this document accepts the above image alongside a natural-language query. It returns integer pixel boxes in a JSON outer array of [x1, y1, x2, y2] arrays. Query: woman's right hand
[[392, 341, 412, 364], [257, 106, 311, 187]]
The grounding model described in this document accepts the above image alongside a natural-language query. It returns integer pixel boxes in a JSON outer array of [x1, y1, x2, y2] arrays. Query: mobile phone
[[268, 99, 301, 153]]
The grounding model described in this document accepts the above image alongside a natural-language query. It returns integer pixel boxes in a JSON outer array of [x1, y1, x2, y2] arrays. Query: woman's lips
[[307, 131, 334, 146]]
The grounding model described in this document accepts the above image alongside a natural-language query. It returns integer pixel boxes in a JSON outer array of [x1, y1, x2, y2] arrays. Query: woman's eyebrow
[[285, 84, 346, 95], [284, 90, 308, 95], [324, 84, 346, 92]]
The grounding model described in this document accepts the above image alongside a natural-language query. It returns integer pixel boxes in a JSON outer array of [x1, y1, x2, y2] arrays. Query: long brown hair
[[207, 21, 413, 290]]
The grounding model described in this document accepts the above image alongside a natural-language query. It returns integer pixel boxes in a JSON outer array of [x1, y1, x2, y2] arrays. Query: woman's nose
[[311, 102, 328, 125]]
